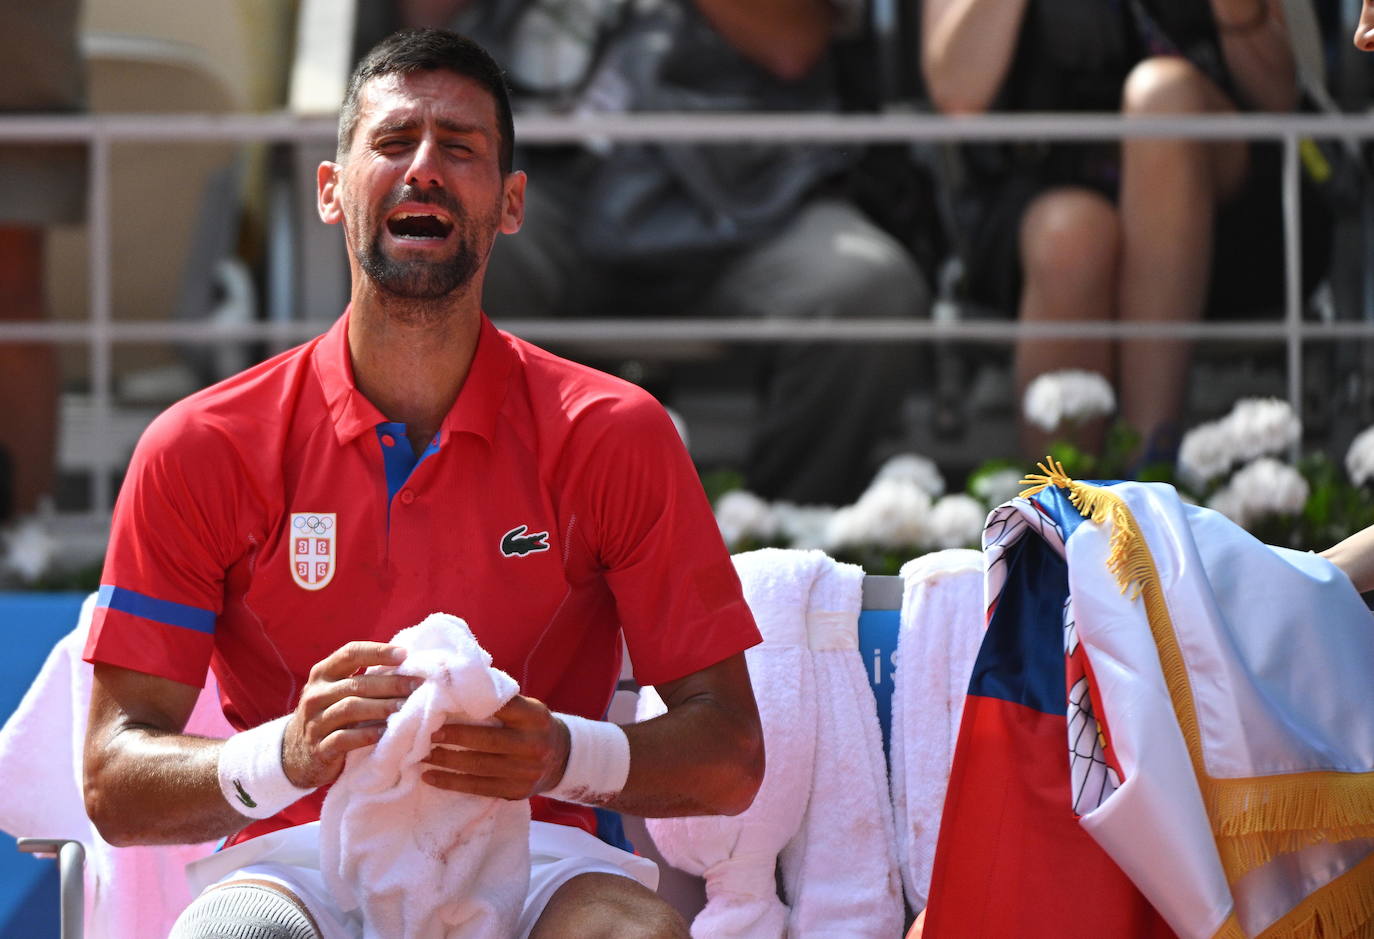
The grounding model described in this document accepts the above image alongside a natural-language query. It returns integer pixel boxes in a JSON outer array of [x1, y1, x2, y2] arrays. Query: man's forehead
[[355, 71, 498, 133]]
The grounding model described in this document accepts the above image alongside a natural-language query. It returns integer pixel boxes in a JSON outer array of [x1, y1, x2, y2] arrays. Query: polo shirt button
[[400, 489, 415, 505], [381, 434, 396, 448]]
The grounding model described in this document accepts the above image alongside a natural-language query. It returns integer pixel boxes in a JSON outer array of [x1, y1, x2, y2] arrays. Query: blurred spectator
[[0, 1, 84, 522], [923, 0, 1330, 464], [400, 0, 932, 506]]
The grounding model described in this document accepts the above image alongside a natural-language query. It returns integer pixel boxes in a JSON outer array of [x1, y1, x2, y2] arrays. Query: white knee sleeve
[[168, 883, 320, 939]]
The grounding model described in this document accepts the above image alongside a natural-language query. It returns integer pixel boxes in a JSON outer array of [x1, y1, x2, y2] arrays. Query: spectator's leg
[[707, 199, 930, 505], [0, 226, 57, 521], [1116, 56, 1247, 458], [1014, 187, 1121, 457], [529, 872, 688, 939]]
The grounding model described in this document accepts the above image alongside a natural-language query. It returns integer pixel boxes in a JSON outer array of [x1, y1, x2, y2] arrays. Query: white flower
[[926, 494, 988, 550], [825, 477, 931, 551], [773, 502, 836, 551], [1206, 457, 1309, 528], [1346, 425, 1374, 487], [1206, 484, 1245, 525], [714, 490, 777, 548], [1022, 369, 1116, 432], [970, 468, 1025, 508], [1225, 398, 1301, 463], [2, 517, 58, 583], [1177, 419, 1238, 489], [1179, 398, 1302, 489], [873, 453, 945, 498]]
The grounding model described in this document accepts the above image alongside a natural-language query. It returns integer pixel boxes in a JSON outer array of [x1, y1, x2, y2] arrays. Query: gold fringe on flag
[[1257, 851, 1374, 939], [1213, 912, 1247, 939]]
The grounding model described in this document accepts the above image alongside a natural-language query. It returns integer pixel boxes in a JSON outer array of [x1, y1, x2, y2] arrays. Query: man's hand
[[421, 695, 571, 800], [281, 641, 420, 788]]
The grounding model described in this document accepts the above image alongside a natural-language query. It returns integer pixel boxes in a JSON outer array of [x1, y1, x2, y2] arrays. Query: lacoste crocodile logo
[[501, 525, 550, 557], [233, 780, 257, 809]]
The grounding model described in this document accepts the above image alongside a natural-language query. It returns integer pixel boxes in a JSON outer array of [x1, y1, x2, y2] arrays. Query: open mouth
[[386, 211, 454, 240]]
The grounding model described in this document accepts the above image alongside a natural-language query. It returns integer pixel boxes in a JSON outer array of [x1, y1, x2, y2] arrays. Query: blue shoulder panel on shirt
[[97, 584, 216, 634]]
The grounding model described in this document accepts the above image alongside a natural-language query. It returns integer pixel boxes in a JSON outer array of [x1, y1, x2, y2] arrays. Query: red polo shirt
[[84, 311, 759, 845]]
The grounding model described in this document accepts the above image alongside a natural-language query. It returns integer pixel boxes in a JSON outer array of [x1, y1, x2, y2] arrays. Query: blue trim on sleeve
[[96, 584, 216, 634]]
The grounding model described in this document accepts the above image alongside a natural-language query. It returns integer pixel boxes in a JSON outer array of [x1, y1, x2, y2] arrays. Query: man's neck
[[346, 286, 483, 454]]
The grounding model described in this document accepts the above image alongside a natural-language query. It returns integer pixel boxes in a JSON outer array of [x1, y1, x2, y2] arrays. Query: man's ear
[[500, 170, 527, 235], [318, 161, 344, 225]]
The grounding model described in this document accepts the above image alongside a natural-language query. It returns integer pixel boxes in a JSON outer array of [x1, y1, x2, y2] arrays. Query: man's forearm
[[84, 728, 247, 846], [599, 687, 764, 819], [86, 644, 410, 846]]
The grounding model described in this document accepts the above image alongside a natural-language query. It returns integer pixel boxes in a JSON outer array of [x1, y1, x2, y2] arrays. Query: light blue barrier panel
[[0, 592, 89, 939]]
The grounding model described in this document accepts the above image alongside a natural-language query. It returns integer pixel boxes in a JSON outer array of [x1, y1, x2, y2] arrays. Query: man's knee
[[168, 882, 321, 939], [532, 872, 690, 939]]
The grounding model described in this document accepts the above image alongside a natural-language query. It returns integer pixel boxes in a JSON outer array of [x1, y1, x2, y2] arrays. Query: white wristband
[[544, 713, 631, 805], [218, 715, 316, 819]]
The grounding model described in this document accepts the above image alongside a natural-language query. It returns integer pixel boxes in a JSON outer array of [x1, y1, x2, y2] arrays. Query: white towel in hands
[[638, 548, 829, 938], [320, 613, 527, 939], [782, 558, 904, 938], [890, 549, 985, 910]]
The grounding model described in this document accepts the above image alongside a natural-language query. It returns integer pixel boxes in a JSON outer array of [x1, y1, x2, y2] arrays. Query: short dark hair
[[337, 28, 515, 174]]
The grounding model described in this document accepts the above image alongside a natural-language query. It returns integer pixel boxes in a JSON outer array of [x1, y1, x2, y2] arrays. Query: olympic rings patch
[[288, 512, 337, 590]]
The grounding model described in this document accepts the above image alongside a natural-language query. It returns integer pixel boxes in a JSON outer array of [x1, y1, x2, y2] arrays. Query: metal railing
[[2, 109, 1373, 516]]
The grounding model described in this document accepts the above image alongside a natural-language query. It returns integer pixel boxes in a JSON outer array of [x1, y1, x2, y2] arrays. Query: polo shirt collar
[[440, 313, 513, 444], [313, 308, 514, 446]]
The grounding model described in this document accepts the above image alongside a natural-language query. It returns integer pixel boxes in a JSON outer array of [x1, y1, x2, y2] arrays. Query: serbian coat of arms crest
[[289, 512, 336, 590]]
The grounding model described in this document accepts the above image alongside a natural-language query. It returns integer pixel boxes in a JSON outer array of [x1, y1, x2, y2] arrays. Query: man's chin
[[361, 256, 478, 301]]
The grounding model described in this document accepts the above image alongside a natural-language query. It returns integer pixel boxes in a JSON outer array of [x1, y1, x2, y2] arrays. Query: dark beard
[[355, 185, 492, 300], [360, 231, 481, 299]]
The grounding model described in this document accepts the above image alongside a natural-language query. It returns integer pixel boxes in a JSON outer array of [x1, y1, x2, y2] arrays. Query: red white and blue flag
[[924, 469, 1374, 938]]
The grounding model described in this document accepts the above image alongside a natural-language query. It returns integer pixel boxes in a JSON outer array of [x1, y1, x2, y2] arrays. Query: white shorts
[[183, 821, 659, 939]]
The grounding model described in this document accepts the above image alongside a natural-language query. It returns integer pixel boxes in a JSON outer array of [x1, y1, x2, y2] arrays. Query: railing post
[[88, 132, 113, 516], [1282, 132, 1303, 460]]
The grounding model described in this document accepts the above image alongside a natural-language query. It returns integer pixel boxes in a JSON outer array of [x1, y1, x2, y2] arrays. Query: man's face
[[318, 70, 524, 300]]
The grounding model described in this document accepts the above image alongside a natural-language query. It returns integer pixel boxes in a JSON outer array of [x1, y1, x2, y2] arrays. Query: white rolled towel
[[890, 549, 985, 910], [320, 613, 528, 939], [639, 548, 827, 938], [781, 557, 904, 938]]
